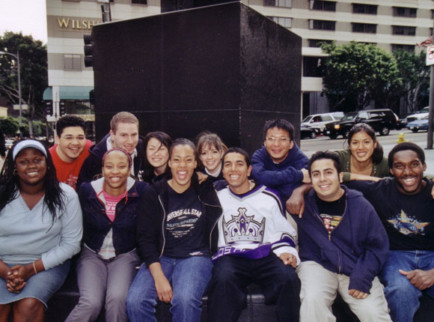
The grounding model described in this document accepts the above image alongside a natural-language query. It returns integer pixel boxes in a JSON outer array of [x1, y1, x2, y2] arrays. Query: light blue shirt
[[0, 183, 83, 270]]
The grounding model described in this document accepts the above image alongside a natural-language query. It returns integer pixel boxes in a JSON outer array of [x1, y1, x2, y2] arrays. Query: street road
[[300, 130, 429, 156], [300, 129, 434, 175]]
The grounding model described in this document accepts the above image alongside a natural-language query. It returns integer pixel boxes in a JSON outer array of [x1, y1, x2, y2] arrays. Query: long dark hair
[[0, 140, 64, 221], [346, 123, 383, 164]]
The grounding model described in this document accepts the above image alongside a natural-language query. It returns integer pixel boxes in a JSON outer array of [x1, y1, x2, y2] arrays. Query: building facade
[[45, 0, 160, 127], [248, 0, 433, 116], [45, 0, 433, 125]]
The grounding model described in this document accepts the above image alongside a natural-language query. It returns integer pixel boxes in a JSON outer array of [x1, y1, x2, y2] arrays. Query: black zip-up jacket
[[79, 177, 148, 255], [137, 176, 222, 267]]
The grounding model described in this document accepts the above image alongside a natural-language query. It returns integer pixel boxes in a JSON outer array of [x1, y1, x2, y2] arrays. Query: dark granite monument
[[90, 1, 301, 154]]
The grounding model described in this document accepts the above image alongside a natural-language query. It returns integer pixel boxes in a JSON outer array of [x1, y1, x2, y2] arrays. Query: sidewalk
[[381, 139, 434, 176]]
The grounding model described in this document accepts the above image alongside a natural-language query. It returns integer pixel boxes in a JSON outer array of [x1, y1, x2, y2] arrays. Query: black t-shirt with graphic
[[163, 185, 208, 258], [347, 178, 434, 251], [316, 193, 346, 237]]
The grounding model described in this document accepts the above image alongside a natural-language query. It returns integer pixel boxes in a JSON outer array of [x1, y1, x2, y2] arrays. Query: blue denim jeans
[[380, 250, 434, 322], [126, 256, 212, 322]]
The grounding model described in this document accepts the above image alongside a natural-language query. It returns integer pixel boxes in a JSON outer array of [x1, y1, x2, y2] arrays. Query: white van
[[405, 106, 429, 124], [301, 112, 344, 134]]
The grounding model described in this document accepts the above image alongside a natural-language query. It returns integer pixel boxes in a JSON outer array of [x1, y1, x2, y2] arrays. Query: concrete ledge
[[46, 270, 434, 322]]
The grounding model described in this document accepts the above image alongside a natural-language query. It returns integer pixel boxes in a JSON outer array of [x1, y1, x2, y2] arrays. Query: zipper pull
[[328, 231, 331, 241]]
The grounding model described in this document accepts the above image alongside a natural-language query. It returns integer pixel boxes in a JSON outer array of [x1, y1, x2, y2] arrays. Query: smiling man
[[347, 142, 434, 322], [207, 147, 301, 322], [251, 119, 309, 202], [77, 112, 145, 188], [294, 151, 391, 322], [49, 116, 92, 190]]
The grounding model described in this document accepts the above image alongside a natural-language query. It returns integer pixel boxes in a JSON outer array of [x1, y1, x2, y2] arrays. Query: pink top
[[102, 191, 126, 222]]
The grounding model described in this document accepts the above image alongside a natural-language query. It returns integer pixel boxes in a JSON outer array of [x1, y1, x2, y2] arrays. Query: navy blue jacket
[[79, 177, 148, 255], [251, 144, 308, 201], [136, 177, 222, 267], [294, 186, 389, 294]]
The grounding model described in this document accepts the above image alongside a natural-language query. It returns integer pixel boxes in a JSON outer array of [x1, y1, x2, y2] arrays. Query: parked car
[[300, 124, 318, 139], [325, 108, 398, 139], [301, 112, 343, 134], [406, 115, 429, 133], [406, 106, 429, 123], [399, 106, 430, 129]]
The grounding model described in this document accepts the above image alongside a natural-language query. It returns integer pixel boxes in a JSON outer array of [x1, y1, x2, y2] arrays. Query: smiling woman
[[0, 139, 82, 322], [334, 123, 390, 182], [65, 148, 148, 322], [126, 138, 222, 322]]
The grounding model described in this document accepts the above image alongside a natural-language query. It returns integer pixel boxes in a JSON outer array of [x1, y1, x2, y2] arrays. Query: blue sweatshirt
[[251, 144, 308, 201], [294, 186, 389, 294]]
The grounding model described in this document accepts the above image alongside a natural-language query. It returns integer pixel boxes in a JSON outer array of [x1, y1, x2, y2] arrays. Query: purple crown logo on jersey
[[223, 207, 265, 244]]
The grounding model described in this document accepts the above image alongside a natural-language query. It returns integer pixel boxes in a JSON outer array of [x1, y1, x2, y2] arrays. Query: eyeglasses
[[266, 137, 290, 144]]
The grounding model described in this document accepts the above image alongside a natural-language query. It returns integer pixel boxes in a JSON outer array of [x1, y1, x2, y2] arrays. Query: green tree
[[0, 31, 48, 137], [0, 117, 19, 137], [321, 41, 401, 112], [392, 50, 430, 114]]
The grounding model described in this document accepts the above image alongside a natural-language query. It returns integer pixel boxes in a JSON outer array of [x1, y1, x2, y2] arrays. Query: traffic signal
[[45, 101, 53, 116], [59, 101, 66, 116], [83, 34, 94, 68]]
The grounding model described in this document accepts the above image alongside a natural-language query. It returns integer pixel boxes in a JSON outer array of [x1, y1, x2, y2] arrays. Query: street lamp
[[0, 51, 22, 133]]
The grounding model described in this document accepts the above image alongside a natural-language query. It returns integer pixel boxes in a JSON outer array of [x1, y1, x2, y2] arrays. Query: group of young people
[[0, 111, 432, 322]]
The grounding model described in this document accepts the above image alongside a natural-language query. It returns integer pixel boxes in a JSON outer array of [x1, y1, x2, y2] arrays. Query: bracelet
[[32, 261, 38, 274]]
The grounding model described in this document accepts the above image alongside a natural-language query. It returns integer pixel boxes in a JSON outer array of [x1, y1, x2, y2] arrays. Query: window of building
[[132, 0, 147, 3], [303, 56, 324, 77], [393, 7, 417, 18], [352, 3, 377, 15], [391, 44, 415, 53], [432, 9, 434, 19], [308, 39, 333, 47], [392, 26, 416, 36], [309, 20, 336, 31], [64, 54, 82, 71], [269, 17, 292, 28], [264, 0, 292, 8], [352, 23, 377, 33], [310, 0, 336, 11]]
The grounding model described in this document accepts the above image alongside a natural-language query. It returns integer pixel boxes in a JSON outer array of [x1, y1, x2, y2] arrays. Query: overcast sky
[[0, 0, 47, 44]]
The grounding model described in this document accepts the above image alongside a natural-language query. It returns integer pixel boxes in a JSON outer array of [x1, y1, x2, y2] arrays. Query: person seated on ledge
[[195, 131, 227, 181], [293, 151, 391, 322], [0, 140, 82, 322], [77, 111, 145, 188], [65, 148, 147, 322], [287, 143, 434, 322], [142, 131, 172, 184], [126, 138, 222, 322], [251, 119, 309, 203], [334, 123, 389, 182], [207, 147, 301, 322], [49, 115, 93, 190], [345, 142, 434, 322]]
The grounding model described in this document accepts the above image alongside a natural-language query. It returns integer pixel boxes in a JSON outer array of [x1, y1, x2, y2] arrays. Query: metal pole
[[0, 51, 23, 134], [17, 51, 22, 132], [428, 64, 434, 149]]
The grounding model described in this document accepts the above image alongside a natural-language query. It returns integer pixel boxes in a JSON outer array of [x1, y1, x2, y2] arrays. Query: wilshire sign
[[57, 17, 102, 31]]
